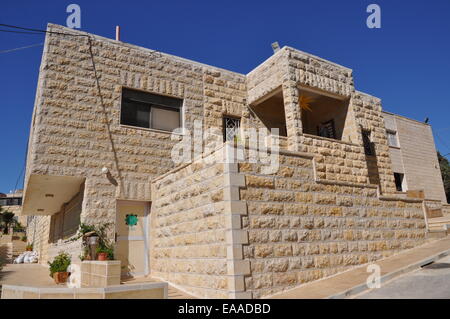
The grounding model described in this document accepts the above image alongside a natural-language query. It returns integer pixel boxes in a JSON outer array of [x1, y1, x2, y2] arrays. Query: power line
[[0, 23, 88, 37], [0, 42, 43, 54], [0, 29, 42, 35]]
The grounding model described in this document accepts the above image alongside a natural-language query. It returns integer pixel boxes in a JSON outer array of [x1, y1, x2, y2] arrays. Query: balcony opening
[[249, 89, 287, 137], [299, 88, 349, 141]]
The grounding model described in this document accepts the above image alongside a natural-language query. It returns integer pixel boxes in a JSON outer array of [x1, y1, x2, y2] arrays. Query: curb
[[327, 248, 450, 299]]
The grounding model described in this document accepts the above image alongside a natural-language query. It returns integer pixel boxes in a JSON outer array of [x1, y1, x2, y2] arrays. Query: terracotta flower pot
[[26, 247, 32, 251], [53, 272, 70, 284], [97, 252, 108, 261]]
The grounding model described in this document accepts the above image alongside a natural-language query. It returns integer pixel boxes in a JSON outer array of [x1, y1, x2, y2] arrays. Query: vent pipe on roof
[[116, 26, 121, 41]]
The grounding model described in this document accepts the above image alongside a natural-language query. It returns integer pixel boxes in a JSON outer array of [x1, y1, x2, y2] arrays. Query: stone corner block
[[226, 229, 248, 245], [227, 260, 251, 276]]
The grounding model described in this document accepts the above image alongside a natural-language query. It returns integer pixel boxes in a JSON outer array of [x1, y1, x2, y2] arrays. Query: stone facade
[[23, 24, 446, 298], [383, 112, 446, 202]]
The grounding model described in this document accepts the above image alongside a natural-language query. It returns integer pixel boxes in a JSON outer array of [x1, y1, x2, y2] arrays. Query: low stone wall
[[150, 151, 229, 298], [239, 151, 427, 298], [1, 282, 167, 299], [442, 204, 450, 217]]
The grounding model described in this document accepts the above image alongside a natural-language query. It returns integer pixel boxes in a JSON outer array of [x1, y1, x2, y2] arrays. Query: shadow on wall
[[0, 245, 10, 264], [362, 130, 381, 187]]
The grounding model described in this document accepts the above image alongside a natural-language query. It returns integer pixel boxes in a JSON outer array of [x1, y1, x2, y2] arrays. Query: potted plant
[[26, 243, 33, 251], [48, 252, 71, 284], [70, 223, 114, 261], [96, 245, 114, 261]]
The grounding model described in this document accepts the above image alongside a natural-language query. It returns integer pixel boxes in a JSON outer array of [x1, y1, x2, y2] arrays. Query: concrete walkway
[[0, 264, 56, 288], [356, 255, 450, 299], [0, 264, 195, 299], [269, 237, 450, 299]]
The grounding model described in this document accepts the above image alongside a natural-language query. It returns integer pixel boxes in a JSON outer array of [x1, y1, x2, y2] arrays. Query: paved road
[[357, 255, 450, 299]]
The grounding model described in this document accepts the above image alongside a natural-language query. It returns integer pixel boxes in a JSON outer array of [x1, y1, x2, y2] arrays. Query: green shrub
[[48, 252, 71, 278]]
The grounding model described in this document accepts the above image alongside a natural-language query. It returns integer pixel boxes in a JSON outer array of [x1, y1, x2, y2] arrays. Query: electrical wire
[[0, 23, 88, 37], [0, 42, 43, 54], [0, 29, 43, 35]]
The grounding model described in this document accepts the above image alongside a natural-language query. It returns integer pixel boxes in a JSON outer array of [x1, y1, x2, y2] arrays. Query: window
[[362, 130, 375, 156], [120, 88, 182, 132], [49, 191, 82, 242], [0, 197, 22, 206], [223, 116, 241, 142], [394, 173, 404, 192], [317, 120, 336, 139], [387, 131, 399, 147]]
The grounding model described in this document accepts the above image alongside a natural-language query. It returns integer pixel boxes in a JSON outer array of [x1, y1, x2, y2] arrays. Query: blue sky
[[1, 0, 449, 193]]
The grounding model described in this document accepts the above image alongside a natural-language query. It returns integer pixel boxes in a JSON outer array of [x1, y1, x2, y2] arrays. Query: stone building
[[0, 190, 26, 228], [23, 24, 448, 299]]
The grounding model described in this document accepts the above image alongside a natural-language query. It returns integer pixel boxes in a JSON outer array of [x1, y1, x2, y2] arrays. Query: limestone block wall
[[287, 47, 354, 98], [247, 51, 286, 105], [238, 151, 426, 298], [23, 24, 255, 253], [150, 150, 230, 298], [24, 24, 252, 214], [351, 92, 397, 194], [245, 47, 396, 194]]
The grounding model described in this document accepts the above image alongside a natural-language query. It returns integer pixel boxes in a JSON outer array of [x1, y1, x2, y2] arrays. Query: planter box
[[81, 260, 121, 288]]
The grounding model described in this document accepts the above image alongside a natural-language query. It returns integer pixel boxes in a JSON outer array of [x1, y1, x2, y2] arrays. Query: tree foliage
[[0, 206, 15, 234], [438, 152, 450, 203]]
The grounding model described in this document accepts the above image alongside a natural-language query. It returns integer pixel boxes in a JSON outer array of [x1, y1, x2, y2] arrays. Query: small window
[[362, 130, 375, 156], [120, 88, 182, 132], [223, 116, 241, 142], [317, 120, 336, 139], [394, 173, 404, 192], [387, 131, 399, 147]]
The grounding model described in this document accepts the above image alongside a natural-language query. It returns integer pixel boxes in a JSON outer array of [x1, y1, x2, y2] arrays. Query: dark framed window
[[362, 130, 375, 156], [394, 173, 404, 192], [317, 120, 336, 139], [0, 197, 22, 206], [387, 130, 399, 147], [223, 116, 241, 142], [120, 88, 183, 132]]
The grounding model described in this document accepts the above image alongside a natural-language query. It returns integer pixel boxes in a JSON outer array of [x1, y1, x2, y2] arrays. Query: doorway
[[115, 200, 150, 278]]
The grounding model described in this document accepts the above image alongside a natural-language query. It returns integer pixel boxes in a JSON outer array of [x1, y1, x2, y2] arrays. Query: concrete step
[[428, 223, 450, 232], [167, 285, 196, 299], [0, 243, 13, 264], [427, 230, 448, 238]]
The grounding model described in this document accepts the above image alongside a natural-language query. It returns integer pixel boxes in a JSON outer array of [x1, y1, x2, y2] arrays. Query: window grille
[[223, 116, 241, 142]]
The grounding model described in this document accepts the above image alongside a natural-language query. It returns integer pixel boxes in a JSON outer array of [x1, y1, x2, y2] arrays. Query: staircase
[[425, 203, 450, 238], [0, 243, 13, 264], [167, 284, 196, 299], [11, 240, 27, 259]]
